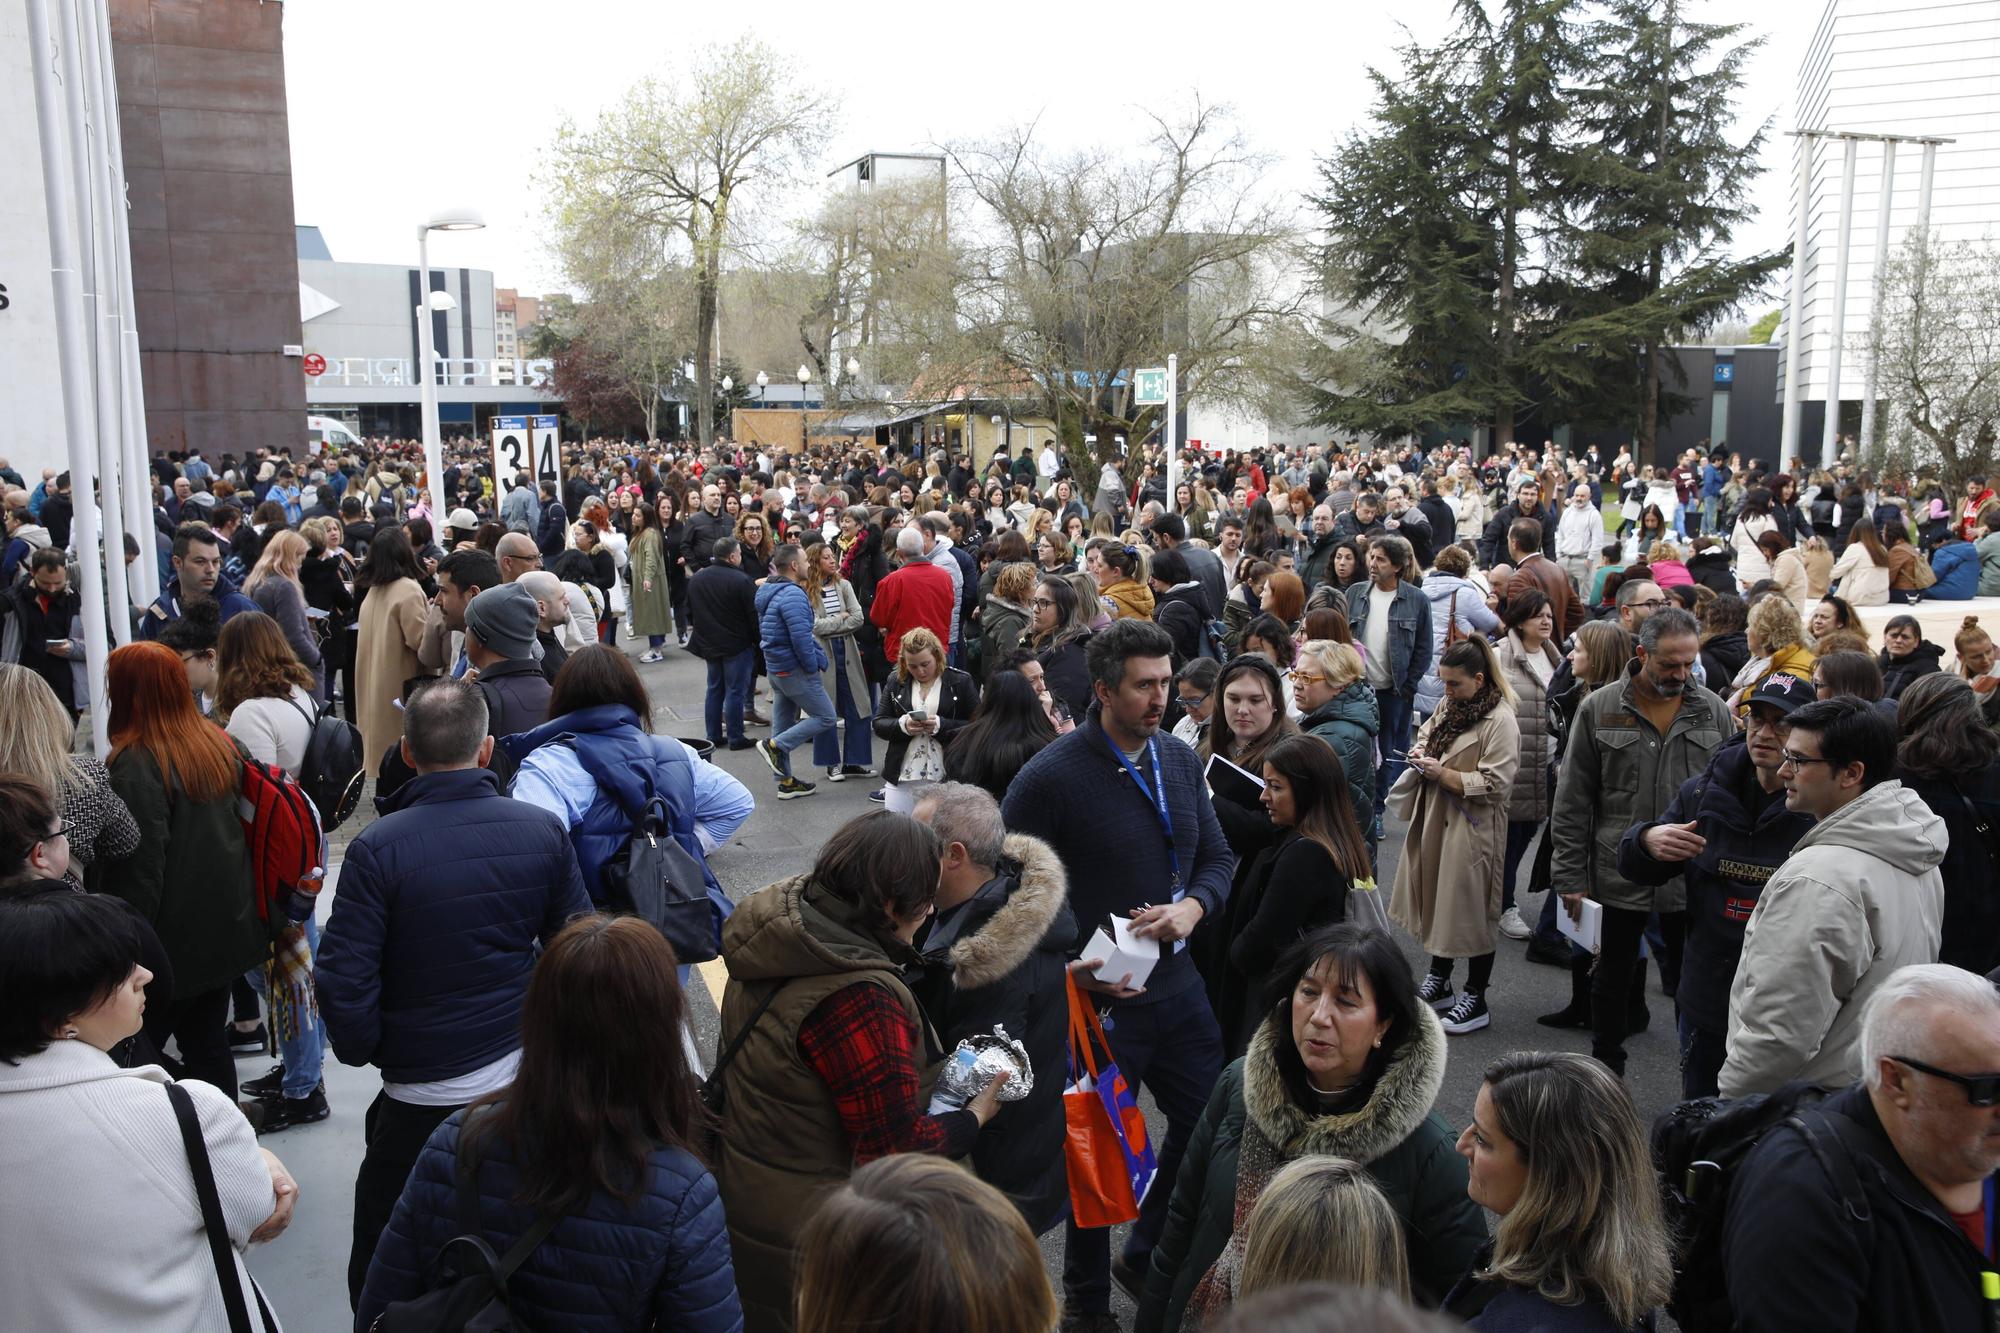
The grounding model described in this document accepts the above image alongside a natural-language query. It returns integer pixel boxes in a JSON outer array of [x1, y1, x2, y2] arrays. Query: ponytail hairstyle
[[1439, 632, 1516, 707]]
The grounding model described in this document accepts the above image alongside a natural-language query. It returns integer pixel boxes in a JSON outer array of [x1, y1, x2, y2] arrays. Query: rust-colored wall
[[111, 0, 304, 459]]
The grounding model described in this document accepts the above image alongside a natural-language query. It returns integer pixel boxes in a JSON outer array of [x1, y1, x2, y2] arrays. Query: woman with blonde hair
[[242, 527, 324, 698], [1392, 634, 1521, 1036], [796, 1155, 1056, 1333], [1725, 594, 1814, 713], [871, 626, 978, 801], [0, 664, 138, 874], [1295, 639, 1379, 826], [1447, 1051, 1671, 1331], [1237, 1156, 1411, 1305]]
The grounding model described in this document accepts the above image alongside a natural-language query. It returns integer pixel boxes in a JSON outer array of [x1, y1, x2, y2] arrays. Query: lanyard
[[1098, 729, 1182, 896]]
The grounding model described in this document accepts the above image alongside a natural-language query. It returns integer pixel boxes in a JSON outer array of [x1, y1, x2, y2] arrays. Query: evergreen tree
[[1542, 0, 1787, 457]]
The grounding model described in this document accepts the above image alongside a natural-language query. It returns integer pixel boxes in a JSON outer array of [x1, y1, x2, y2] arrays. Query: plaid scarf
[[264, 924, 317, 1043]]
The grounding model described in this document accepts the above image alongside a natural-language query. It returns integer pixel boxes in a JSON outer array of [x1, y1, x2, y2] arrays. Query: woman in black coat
[[871, 627, 979, 791], [1026, 575, 1094, 723]]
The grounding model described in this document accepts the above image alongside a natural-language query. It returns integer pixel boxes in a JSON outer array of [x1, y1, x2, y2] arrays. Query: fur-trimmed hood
[[1240, 1000, 1448, 1166], [945, 833, 1074, 991]]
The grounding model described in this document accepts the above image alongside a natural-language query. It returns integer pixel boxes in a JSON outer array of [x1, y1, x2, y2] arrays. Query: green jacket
[[99, 747, 266, 996], [1135, 1004, 1486, 1332], [1549, 662, 1730, 913], [1300, 682, 1379, 831]]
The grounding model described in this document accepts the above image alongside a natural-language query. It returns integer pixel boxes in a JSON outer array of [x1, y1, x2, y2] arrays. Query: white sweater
[[225, 684, 317, 776], [0, 1042, 279, 1329]]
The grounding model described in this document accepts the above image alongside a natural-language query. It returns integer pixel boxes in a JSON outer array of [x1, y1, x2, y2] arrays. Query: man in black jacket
[[911, 783, 1078, 1236], [1616, 676, 1816, 1097], [1150, 513, 1223, 620], [1722, 963, 2000, 1333], [682, 484, 733, 575], [1480, 477, 1558, 566], [686, 537, 759, 749]]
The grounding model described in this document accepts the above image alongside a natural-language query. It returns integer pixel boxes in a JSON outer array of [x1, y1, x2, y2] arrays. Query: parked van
[[307, 415, 362, 452]]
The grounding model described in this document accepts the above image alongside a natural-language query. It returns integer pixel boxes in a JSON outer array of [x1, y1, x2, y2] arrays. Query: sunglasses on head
[[1894, 1055, 2000, 1107]]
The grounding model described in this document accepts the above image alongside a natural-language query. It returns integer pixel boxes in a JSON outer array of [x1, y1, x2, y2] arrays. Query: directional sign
[[301, 353, 327, 377], [530, 414, 562, 487], [491, 416, 530, 496], [1133, 367, 1169, 406]]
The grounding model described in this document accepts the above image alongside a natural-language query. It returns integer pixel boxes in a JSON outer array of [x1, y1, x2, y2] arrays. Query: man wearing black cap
[[1615, 673, 1818, 1097]]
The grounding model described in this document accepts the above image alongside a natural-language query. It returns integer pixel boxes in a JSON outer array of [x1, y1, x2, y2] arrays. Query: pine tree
[[1544, 0, 1787, 457]]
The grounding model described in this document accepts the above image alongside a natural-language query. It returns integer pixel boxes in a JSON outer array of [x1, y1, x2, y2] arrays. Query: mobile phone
[[909, 708, 929, 722]]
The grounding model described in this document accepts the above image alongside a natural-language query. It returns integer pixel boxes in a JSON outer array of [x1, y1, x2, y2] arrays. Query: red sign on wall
[[302, 353, 327, 377]]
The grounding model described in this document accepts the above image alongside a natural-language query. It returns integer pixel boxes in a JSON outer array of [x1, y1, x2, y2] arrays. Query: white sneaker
[[1498, 907, 1531, 940]]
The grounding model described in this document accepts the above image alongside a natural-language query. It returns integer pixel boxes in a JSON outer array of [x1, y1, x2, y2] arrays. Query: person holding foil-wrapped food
[[910, 782, 1079, 1236]]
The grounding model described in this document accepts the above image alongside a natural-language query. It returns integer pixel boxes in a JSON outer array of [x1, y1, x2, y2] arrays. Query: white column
[[31, 0, 112, 754], [76, 0, 130, 639], [1857, 140, 1897, 460], [1779, 132, 1814, 466], [1821, 137, 1858, 472], [1165, 353, 1179, 513], [417, 230, 444, 517]]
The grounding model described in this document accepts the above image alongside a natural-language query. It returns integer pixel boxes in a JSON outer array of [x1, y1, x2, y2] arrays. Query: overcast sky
[[284, 0, 1824, 311]]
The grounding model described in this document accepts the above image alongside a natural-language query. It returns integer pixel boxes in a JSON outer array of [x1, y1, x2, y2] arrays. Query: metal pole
[[30, 0, 113, 755], [1857, 140, 1896, 460], [77, 0, 131, 641], [1165, 353, 1179, 514], [92, 0, 151, 604], [1914, 141, 1938, 238], [1821, 137, 1858, 472], [1779, 132, 1813, 465], [417, 229, 444, 518]]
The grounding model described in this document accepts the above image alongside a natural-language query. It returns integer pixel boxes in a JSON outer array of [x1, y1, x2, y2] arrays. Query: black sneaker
[[838, 764, 876, 779], [1440, 991, 1491, 1035], [1415, 972, 1455, 1011], [240, 1064, 286, 1100], [726, 739, 756, 751], [250, 1085, 329, 1133], [754, 739, 785, 776], [866, 787, 887, 804], [227, 1022, 267, 1055], [776, 776, 817, 800], [1523, 937, 1574, 967]]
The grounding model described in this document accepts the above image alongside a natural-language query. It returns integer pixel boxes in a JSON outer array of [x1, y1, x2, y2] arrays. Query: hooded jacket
[[1134, 1006, 1485, 1332], [1300, 682, 1379, 828], [1410, 573, 1496, 715], [1719, 780, 1946, 1098], [1617, 735, 1816, 1034], [1877, 639, 1944, 700], [1099, 576, 1156, 622], [906, 834, 1077, 1234], [1151, 580, 1209, 666], [713, 875, 941, 1333], [1, 520, 50, 584]]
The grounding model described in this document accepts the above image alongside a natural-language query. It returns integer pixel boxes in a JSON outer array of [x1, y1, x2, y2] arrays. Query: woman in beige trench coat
[[1389, 632, 1519, 1037], [351, 528, 434, 774]]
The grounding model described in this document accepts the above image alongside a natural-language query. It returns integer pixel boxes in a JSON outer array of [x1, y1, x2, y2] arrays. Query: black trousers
[[348, 1092, 463, 1307], [1592, 905, 1684, 1072], [142, 985, 235, 1098]]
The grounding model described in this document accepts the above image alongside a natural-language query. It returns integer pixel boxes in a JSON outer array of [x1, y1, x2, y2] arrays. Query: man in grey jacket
[[1549, 606, 1730, 1076], [1345, 535, 1430, 820], [1719, 697, 1946, 1097]]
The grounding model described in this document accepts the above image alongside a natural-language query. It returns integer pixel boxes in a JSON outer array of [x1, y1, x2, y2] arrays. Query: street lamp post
[[756, 370, 769, 408], [416, 208, 485, 510], [797, 364, 813, 449]]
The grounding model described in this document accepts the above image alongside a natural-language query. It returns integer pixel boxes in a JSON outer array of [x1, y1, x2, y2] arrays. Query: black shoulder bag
[[166, 1082, 278, 1333]]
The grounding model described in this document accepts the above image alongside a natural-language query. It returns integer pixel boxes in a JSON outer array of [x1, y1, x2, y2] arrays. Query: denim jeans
[[812, 640, 874, 769], [1374, 688, 1414, 815], [769, 668, 836, 775], [240, 917, 328, 1100], [1063, 984, 1224, 1315], [703, 648, 755, 745]]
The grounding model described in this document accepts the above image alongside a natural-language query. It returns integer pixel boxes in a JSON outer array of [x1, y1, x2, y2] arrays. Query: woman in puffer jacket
[[358, 915, 744, 1333], [1413, 546, 1499, 719]]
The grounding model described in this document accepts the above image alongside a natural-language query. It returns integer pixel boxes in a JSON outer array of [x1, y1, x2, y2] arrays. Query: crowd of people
[[0, 430, 1998, 1333]]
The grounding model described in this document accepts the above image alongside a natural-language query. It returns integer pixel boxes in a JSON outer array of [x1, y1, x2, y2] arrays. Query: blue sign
[[492, 415, 528, 430], [1713, 362, 1735, 385], [531, 414, 559, 430]]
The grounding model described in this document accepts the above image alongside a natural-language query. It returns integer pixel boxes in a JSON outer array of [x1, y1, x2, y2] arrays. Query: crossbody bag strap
[[454, 1130, 561, 1284], [167, 1083, 276, 1333], [711, 981, 784, 1086], [1949, 783, 2000, 862]]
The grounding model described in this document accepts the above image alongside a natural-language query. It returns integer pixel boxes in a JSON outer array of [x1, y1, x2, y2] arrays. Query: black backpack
[[570, 742, 719, 965], [284, 695, 366, 831], [367, 1138, 559, 1333], [1650, 1084, 1872, 1332]]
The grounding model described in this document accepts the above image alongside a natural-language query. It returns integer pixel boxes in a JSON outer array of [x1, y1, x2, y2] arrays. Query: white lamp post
[[755, 370, 769, 407], [797, 364, 813, 444], [416, 208, 485, 508]]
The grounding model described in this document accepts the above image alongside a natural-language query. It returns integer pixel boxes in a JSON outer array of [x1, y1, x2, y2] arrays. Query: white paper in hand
[[1082, 915, 1161, 990], [1557, 896, 1603, 954]]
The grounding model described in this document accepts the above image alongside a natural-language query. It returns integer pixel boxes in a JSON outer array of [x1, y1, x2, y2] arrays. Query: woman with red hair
[[98, 641, 265, 1096]]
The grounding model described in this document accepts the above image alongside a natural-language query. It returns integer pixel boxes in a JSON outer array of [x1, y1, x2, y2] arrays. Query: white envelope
[[1557, 896, 1603, 954], [1083, 915, 1161, 990]]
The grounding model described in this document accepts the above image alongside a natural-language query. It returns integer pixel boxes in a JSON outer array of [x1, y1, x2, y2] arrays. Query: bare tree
[[946, 100, 1308, 477], [544, 39, 835, 444], [1871, 234, 2000, 492]]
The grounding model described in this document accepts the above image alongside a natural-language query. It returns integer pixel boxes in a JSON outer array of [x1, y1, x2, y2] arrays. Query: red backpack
[[237, 758, 328, 933]]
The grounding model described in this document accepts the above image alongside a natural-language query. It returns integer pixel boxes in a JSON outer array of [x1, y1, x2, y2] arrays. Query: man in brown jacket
[[1506, 517, 1583, 639]]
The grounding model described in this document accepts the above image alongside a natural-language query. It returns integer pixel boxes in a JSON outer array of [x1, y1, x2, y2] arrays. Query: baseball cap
[[1746, 673, 1811, 719], [447, 508, 479, 533]]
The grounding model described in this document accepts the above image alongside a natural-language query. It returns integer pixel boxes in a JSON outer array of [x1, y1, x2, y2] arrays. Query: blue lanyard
[[1099, 729, 1182, 895]]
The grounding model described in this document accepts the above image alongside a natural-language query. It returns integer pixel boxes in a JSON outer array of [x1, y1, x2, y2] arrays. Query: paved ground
[[247, 639, 1686, 1330]]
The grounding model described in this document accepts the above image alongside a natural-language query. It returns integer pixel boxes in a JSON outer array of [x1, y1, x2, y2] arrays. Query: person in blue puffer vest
[[752, 543, 835, 799], [503, 646, 738, 961], [1921, 532, 1979, 600], [357, 914, 744, 1333]]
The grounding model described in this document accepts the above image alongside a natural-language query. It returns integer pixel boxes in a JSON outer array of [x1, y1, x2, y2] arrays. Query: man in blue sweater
[[754, 543, 833, 800], [1002, 618, 1234, 1330], [315, 676, 590, 1306]]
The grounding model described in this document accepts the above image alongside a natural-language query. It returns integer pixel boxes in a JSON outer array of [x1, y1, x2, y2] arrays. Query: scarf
[[1414, 681, 1502, 761], [1182, 1113, 1286, 1329], [265, 923, 317, 1043]]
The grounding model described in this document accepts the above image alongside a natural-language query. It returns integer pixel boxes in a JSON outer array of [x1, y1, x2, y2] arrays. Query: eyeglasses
[[1892, 1055, 2000, 1107], [1632, 597, 1670, 610], [1031, 597, 1055, 609], [1291, 671, 1327, 686], [43, 820, 74, 844], [1778, 749, 1834, 770]]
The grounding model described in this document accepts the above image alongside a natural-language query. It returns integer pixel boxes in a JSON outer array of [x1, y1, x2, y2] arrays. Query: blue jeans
[[1063, 984, 1224, 1315], [703, 648, 755, 745], [1679, 1012, 1728, 1100], [239, 917, 326, 1100], [813, 641, 874, 769], [1374, 688, 1414, 815], [1701, 494, 1721, 535], [769, 668, 836, 776]]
